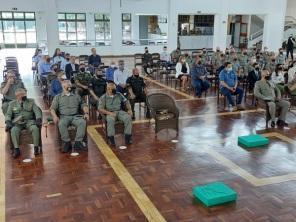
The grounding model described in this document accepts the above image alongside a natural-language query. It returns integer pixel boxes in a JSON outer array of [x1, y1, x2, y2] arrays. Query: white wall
[[286, 0, 296, 19], [0, 0, 288, 55]]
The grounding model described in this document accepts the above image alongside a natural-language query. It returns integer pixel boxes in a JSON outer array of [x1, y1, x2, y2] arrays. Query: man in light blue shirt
[[60, 53, 70, 71], [106, 61, 117, 81], [39, 55, 52, 76], [219, 62, 244, 111], [114, 60, 130, 95]]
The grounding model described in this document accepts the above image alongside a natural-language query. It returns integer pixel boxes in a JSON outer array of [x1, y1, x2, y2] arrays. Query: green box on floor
[[238, 134, 269, 148], [193, 182, 237, 207]]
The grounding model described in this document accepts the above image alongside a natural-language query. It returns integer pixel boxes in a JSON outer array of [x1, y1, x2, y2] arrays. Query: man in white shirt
[[160, 46, 172, 69], [114, 60, 130, 95]]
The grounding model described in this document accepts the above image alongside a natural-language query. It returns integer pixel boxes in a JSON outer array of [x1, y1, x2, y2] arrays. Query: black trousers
[[129, 94, 150, 117], [286, 48, 294, 60]]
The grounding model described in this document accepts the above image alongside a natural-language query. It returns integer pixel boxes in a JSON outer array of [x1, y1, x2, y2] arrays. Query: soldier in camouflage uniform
[[0, 70, 25, 114], [265, 56, 277, 73], [74, 63, 93, 97], [5, 88, 42, 158]]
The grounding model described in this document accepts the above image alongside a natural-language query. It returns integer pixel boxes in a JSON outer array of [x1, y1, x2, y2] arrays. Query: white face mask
[[227, 67, 233, 72], [110, 64, 115, 68]]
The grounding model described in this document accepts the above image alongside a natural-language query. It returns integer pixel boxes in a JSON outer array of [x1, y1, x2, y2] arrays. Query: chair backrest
[[147, 93, 178, 114]]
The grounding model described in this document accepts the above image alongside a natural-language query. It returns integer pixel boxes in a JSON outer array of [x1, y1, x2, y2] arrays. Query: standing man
[[113, 60, 130, 95], [126, 68, 151, 120], [286, 34, 295, 61], [0, 70, 25, 114], [5, 88, 42, 158], [142, 47, 153, 75], [50, 80, 89, 152], [191, 56, 210, 97], [219, 62, 245, 111], [98, 81, 133, 146], [254, 70, 290, 128]]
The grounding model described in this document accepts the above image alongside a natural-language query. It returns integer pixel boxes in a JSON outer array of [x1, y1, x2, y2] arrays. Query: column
[[110, 0, 122, 55], [86, 12, 96, 46], [167, 0, 178, 52]]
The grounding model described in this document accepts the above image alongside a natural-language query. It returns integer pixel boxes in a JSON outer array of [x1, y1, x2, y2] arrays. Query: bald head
[[132, 68, 139, 76]]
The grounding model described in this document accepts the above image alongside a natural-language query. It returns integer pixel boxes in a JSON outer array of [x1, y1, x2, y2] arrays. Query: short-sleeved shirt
[[74, 72, 93, 86], [126, 76, 146, 96], [5, 98, 42, 124], [0, 80, 25, 101], [114, 69, 129, 85], [91, 77, 106, 98], [50, 93, 86, 116], [219, 69, 237, 88], [98, 93, 127, 112]]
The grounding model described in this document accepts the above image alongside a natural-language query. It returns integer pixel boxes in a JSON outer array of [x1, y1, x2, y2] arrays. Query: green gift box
[[193, 182, 237, 207], [238, 134, 269, 148]]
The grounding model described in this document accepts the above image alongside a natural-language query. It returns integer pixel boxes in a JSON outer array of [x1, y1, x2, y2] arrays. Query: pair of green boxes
[[193, 134, 269, 207]]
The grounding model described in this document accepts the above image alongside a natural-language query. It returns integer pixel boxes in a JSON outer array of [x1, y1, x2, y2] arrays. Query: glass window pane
[[3, 21, 14, 32], [26, 32, 36, 43], [68, 32, 76, 40], [58, 21, 66, 32], [13, 12, 24, 19], [25, 13, 35, 19], [105, 22, 111, 39], [2, 12, 13, 19], [59, 32, 67, 41], [14, 21, 25, 32], [77, 14, 85, 20], [0, 32, 3, 43], [16, 32, 26, 43], [95, 13, 104, 20], [25, 21, 36, 32], [104, 14, 110, 21], [67, 22, 76, 32], [66, 14, 76, 20], [77, 22, 86, 32], [122, 13, 131, 21], [122, 22, 131, 31], [58, 13, 65, 20], [4, 33, 15, 43], [77, 32, 86, 40]]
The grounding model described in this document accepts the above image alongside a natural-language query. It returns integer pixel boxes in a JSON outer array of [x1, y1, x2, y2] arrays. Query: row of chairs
[[3, 56, 19, 78]]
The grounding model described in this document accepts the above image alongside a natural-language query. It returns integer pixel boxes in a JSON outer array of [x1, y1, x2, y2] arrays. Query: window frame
[[94, 13, 111, 45], [122, 13, 132, 42]]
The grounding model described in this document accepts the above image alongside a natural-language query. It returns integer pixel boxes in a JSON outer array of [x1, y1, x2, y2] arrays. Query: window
[[94, 13, 111, 46], [122, 13, 132, 42], [58, 13, 86, 44], [0, 11, 37, 46]]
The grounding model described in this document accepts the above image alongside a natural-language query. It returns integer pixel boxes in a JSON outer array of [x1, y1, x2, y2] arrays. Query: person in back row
[[0, 70, 26, 114], [254, 70, 290, 128], [89, 69, 107, 107], [88, 48, 101, 73], [219, 62, 245, 111], [191, 56, 210, 97], [50, 80, 89, 153], [105, 61, 117, 81], [114, 60, 129, 95], [175, 55, 190, 92], [65, 56, 79, 81], [74, 63, 93, 98]]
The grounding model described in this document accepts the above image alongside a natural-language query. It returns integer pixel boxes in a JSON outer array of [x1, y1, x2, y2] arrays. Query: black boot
[[146, 110, 151, 119], [62, 142, 72, 153], [132, 113, 135, 120], [73, 141, 85, 151], [13, 148, 21, 158], [125, 134, 133, 145], [108, 136, 116, 146], [34, 146, 40, 155]]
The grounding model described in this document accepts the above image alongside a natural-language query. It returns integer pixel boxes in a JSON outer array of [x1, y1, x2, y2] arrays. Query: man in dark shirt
[[88, 48, 101, 73], [142, 47, 153, 75], [89, 69, 107, 107], [191, 56, 210, 97], [65, 56, 79, 81], [126, 68, 150, 120], [286, 34, 295, 61]]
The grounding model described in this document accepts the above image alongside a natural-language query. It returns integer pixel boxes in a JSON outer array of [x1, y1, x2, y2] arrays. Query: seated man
[[113, 60, 129, 95], [191, 56, 210, 97], [0, 70, 25, 114], [126, 68, 151, 120], [160, 46, 171, 68], [98, 81, 133, 146], [89, 69, 107, 107], [5, 88, 42, 158], [219, 62, 245, 111], [50, 71, 66, 97], [74, 63, 93, 98], [254, 70, 290, 128], [50, 80, 89, 152], [65, 56, 79, 81], [247, 63, 261, 91], [105, 61, 117, 81]]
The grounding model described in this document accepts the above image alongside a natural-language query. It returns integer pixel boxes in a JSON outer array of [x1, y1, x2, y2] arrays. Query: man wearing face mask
[[276, 48, 285, 65], [65, 56, 79, 81], [171, 47, 181, 64], [60, 53, 70, 71], [98, 81, 133, 146], [191, 56, 210, 97], [50, 80, 89, 152], [113, 60, 130, 95], [0, 70, 25, 114], [89, 69, 107, 107], [5, 88, 42, 158], [254, 70, 290, 128], [39, 55, 52, 76], [239, 49, 250, 77], [142, 47, 153, 75], [247, 63, 261, 91], [271, 64, 286, 93], [286, 34, 295, 61], [106, 61, 117, 81], [265, 56, 277, 73], [219, 62, 245, 111], [126, 68, 150, 120], [74, 63, 93, 98]]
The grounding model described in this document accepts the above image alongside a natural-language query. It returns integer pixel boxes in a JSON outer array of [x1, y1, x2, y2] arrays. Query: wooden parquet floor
[[3, 72, 296, 222]]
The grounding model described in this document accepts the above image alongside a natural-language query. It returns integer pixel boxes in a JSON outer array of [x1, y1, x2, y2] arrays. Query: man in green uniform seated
[[0, 70, 25, 114], [5, 88, 42, 158], [74, 63, 93, 98], [98, 81, 133, 146], [50, 79, 89, 153]]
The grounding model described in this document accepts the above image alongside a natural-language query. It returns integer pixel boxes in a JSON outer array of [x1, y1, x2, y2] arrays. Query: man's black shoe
[[125, 134, 133, 145], [34, 146, 40, 155], [108, 136, 116, 146], [271, 121, 275, 128], [62, 142, 72, 153], [13, 148, 21, 158], [73, 141, 85, 151], [277, 120, 288, 127]]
